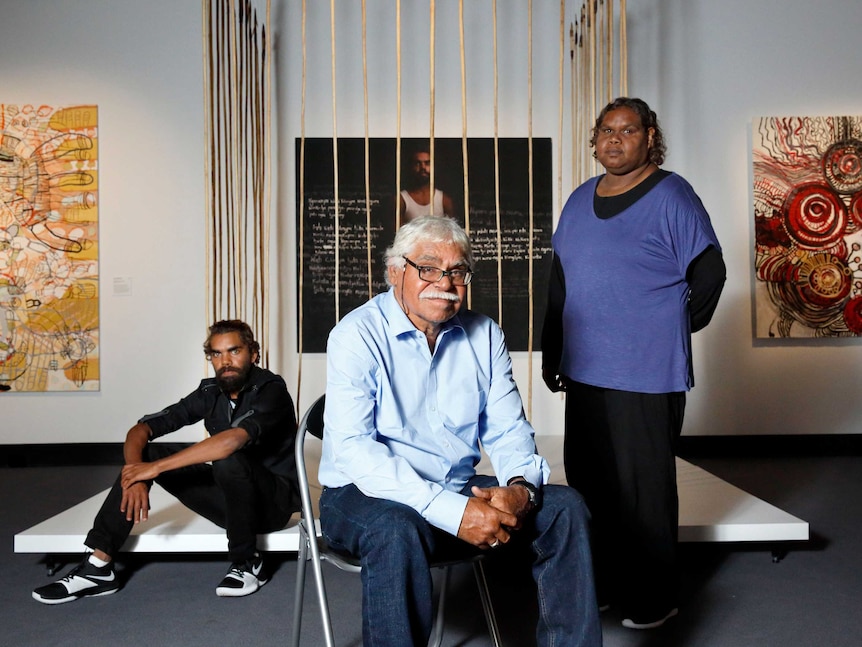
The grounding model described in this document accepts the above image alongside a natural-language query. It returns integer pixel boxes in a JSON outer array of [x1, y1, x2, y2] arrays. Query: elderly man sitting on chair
[[319, 215, 602, 646]]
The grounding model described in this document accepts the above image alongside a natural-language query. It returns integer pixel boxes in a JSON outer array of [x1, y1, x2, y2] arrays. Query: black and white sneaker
[[32, 556, 119, 605], [215, 553, 268, 597]]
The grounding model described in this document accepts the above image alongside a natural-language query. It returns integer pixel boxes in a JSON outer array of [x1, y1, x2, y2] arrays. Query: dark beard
[[215, 365, 251, 393]]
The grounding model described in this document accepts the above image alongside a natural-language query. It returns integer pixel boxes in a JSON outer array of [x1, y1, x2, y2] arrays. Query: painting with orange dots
[[0, 104, 99, 391], [754, 115, 862, 338]]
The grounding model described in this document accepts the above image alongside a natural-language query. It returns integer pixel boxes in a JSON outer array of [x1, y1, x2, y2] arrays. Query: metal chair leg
[[310, 538, 337, 647], [290, 529, 309, 647], [473, 561, 502, 647]]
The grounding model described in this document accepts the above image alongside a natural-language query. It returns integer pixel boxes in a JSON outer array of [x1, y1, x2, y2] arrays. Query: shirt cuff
[[423, 489, 470, 537]]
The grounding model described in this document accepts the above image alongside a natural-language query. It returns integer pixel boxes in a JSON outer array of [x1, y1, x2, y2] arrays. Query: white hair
[[383, 216, 474, 286]]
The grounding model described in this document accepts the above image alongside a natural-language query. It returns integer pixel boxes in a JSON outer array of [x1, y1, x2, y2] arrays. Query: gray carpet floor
[[3, 454, 861, 646]]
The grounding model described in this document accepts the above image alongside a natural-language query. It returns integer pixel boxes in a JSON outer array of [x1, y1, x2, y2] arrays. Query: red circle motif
[[850, 192, 862, 229], [783, 183, 847, 249], [823, 140, 862, 194], [843, 297, 862, 334], [795, 253, 851, 307]]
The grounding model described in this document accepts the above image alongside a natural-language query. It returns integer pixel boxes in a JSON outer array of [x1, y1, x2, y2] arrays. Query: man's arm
[[442, 191, 459, 220], [120, 427, 250, 492], [322, 327, 476, 537], [478, 322, 550, 490], [118, 423, 153, 523], [462, 321, 549, 548], [396, 192, 406, 219]]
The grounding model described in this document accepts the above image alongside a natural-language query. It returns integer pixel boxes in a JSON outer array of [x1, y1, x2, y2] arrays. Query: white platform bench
[[534, 436, 809, 553], [14, 437, 808, 569], [14, 484, 304, 555]]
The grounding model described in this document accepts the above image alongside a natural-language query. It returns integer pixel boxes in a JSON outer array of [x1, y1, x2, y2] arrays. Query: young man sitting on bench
[[32, 319, 299, 604]]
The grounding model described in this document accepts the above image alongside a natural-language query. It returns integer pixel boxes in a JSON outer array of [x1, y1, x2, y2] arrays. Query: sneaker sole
[[215, 578, 267, 598], [32, 587, 119, 605]]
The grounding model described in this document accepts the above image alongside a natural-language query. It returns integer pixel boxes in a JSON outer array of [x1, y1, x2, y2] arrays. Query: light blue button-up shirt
[[319, 288, 550, 537]]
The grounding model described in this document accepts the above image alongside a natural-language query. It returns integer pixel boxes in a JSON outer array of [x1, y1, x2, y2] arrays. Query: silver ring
[[490, 540, 500, 548]]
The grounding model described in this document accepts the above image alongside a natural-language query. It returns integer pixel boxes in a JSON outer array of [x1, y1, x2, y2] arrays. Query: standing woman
[[542, 97, 726, 629]]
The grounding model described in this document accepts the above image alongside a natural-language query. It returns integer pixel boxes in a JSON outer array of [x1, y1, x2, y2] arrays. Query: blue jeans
[[320, 475, 602, 647]]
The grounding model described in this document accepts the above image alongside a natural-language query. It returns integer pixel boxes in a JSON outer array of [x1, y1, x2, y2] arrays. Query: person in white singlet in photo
[[397, 145, 457, 222]]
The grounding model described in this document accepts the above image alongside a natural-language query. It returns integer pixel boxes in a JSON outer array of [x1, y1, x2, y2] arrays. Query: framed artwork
[[296, 137, 553, 352], [0, 104, 99, 391], [753, 115, 862, 338]]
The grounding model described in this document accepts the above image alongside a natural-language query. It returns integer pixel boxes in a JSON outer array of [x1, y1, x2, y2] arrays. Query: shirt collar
[[383, 287, 465, 339]]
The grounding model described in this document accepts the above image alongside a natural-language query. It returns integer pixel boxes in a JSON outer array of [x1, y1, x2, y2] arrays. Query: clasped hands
[[457, 483, 532, 550]]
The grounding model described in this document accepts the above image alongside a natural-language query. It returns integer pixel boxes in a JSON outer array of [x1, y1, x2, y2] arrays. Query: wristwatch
[[511, 479, 542, 510]]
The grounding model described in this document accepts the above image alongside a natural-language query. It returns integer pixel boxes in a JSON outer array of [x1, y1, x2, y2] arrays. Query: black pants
[[85, 443, 297, 562], [563, 380, 684, 620]]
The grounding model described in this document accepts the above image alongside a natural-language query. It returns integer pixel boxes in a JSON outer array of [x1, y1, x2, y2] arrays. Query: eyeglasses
[[402, 256, 473, 286]]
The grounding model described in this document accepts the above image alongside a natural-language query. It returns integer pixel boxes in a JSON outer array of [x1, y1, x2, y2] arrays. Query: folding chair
[[290, 394, 502, 647]]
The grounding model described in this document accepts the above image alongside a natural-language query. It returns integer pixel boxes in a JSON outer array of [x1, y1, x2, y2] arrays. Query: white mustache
[[420, 290, 461, 303]]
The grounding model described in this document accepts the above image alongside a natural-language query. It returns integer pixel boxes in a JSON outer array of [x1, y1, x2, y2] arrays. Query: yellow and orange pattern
[[0, 104, 98, 391]]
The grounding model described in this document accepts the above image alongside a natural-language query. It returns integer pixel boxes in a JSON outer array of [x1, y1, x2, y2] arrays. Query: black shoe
[[32, 556, 119, 605], [215, 553, 268, 597]]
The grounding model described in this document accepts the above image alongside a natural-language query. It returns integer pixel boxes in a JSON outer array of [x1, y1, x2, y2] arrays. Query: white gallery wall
[[0, 0, 208, 443], [1, 0, 861, 444]]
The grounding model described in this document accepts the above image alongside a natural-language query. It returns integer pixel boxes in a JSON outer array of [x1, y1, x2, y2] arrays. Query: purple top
[[552, 172, 721, 393]]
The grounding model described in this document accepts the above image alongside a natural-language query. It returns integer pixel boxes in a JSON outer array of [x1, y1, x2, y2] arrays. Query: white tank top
[[400, 189, 445, 220]]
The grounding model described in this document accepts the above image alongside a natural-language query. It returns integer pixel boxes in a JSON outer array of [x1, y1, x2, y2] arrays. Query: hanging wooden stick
[[203, 0, 213, 331], [362, 0, 372, 300], [204, 0, 272, 366], [558, 0, 565, 215], [429, 0, 436, 197], [229, 0, 240, 317], [589, 0, 596, 153], [296, 0, 308, 415], [219, 0, 228, 318], [579, 10, 587, 181], [570, 21, 577, 190], [620, 0, 628, 96], [263, 0, 272, 366], [459, 0, 469, 233], [458, 0, 471, 310], [215, 0, 225, 319], [493, 0, 503, 327], [395, 0, 402, 228], [527, 0, 535, 419], [329, 0, 340, 322], [595, 0, 606, 110], [571, 0, 628, 185], [607, 0, 614, 103]]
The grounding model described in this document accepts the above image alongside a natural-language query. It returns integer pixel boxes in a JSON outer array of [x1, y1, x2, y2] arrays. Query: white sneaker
[[32, 556, 119, 605], [215, 554, 268, 597], [622, 607, 678, 629]]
